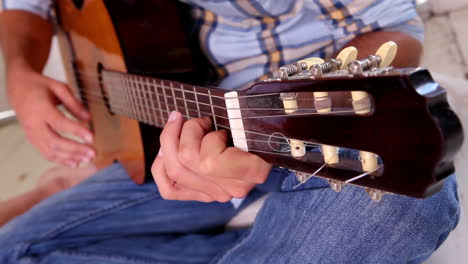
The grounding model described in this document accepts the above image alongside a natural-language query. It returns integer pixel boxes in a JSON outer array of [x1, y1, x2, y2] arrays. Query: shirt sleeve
[[1, 0, 52, 19], [327, 0, 424, 49]]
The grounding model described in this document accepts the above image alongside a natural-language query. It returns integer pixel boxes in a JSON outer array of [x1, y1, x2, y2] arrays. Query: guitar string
[[78, 100, 332, 150], [78, 70, 358, 100], [81, 95, 357, 121], [78, 88, 340, 112], [70, 71, 379, 182], [74, 78, 354, 113], [77, 70, 278, 99], [73, 72, 361, 116], [74, 97, 378, 183]]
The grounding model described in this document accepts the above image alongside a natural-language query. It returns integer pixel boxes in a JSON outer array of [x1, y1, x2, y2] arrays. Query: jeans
[[0, 163, 460, 264]]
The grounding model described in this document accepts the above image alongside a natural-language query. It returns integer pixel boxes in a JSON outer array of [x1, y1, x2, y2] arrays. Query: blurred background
[[0, 0, 467, 263]]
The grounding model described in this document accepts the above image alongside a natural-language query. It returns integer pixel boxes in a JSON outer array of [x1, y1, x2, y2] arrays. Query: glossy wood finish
[[54, 0, 146, 183], [239, 68, 463, 197]]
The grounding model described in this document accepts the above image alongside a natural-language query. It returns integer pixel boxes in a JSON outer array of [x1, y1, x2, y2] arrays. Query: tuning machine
[[328, 179, 344, 192], [366, 188, 386, 202]]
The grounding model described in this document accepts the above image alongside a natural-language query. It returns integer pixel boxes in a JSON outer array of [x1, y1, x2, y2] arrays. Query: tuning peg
[[336, 46, 358, 70], [348, 41, 398, 74], [274, 57, 325, 79], [299, 57, 325, 69], [375, 41, 397, 68]]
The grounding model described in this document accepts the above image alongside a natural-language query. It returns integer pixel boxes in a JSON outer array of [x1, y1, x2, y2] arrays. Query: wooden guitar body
[[54, 0, 201, 183]]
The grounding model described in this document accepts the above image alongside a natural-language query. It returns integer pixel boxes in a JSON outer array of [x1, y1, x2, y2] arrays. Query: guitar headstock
[[226, 42, 463, 201]]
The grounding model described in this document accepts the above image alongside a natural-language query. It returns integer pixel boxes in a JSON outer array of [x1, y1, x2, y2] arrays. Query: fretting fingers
[[178, 117, 212, 171], [151, 153, 215, 202], [159, 112, 232, 202]]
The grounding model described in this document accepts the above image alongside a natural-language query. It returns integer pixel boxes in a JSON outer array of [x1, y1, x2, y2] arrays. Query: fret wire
[[85, 77, 302, 112], [136, 76, 149, 124], [140, 82, 158, 125], [140, 77, 149, 122], [81, 81, 333, 112], [170, 82, 178, 113], [142, 77, 152, 124], [83, 88, 328, 112], [86, 92, 356, 121], [81, 85, 358, 120], [181, 84, 189, 118], [124, 74, 135, 119], [161, 80, 171, 120], [132, 75, 141, 120], [121, 74, 130, 118], [132, 76, 142, 121], [208, 89, 218, 130], [193, 86, 201, 118], [131, 75, 141, 121], [140, 77, 150, 123], [153, 79, 165, 126], [147, 77, 159, 127], [86, 70, 285, 100]]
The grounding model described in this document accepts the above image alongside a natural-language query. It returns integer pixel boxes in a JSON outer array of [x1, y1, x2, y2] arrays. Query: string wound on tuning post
[[293, 163, 327, 189]]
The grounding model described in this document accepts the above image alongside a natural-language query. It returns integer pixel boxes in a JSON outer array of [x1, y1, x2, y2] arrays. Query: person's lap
[[0, 163, 459, 264]]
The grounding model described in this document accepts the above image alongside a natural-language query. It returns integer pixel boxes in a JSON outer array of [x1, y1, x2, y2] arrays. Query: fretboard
[[101, 70, 230, 130]]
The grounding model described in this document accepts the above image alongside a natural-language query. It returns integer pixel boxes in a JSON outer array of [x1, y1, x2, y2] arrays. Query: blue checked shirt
[[1, 0, 423, 89]]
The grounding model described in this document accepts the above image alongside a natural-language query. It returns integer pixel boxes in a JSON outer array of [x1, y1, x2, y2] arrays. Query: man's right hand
[[7, 68, 95, 167]]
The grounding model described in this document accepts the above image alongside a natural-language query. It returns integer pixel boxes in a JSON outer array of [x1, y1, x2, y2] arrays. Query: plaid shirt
[[1, 0, 423, 89]]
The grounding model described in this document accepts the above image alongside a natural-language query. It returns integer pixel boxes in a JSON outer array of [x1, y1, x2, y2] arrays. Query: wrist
[[6, 60, 36, 77]]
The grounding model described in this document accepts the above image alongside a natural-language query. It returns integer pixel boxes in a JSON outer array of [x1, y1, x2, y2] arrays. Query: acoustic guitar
[[52, 0, 463, 201]]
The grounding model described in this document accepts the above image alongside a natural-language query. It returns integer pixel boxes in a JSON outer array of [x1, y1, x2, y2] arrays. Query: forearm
[[0, 10, 54, 74], [341, 31, 423, 68]]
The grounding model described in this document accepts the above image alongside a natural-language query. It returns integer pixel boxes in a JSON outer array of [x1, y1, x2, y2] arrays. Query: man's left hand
[[151, 111, 272, 202]]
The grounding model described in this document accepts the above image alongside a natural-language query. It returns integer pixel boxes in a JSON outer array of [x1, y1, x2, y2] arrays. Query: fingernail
[[81, 110, 91, 119], [82, 157, 92, 163], [83, 133, 93, 143], [157, 149, 163, 157], [86, 149, 95, 158], [168, 111, 179, 122], [67, 161, 78, 168]]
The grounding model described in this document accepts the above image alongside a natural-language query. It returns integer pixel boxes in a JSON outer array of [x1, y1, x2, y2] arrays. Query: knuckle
[[184, 118, 199, 127], [151, 162, 159, 176], [159, 189, 176, 200], [200, 157, 216, 175], [177, 148, 197, 167], [166, 167, 183, 181], [229, 187, 250, 199]]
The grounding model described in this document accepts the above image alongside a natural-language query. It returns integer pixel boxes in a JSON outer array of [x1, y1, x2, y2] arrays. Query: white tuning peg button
[[375, 41, 398, 68], [336, 46, 358, 70]]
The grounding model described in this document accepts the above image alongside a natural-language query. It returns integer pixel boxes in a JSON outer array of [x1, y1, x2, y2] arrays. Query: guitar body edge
[[54, 0, 146, 184]]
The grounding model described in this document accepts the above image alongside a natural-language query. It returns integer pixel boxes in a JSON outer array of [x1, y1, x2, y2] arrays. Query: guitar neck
[[101, 70, 230, 130]]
